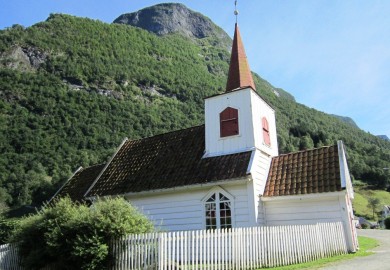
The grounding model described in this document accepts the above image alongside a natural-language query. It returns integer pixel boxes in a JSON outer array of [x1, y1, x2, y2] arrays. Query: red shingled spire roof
[[226, 23, 256, 92]]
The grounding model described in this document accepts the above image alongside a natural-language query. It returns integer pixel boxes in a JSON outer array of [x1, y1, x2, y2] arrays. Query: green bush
[[385, 217, 390, 229], [11, 197, 154, 270], [0, 216, 19, 245]]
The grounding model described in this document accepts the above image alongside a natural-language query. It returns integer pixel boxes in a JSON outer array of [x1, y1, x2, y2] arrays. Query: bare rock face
[[113, 3, 231, 50], [1, 46, 31, 71], [0, 45, 48, 71], [23, 46, 48, 68]]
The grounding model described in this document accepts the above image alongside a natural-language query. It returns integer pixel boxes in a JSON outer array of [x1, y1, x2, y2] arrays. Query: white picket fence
[[111, 222, 347, 270], [0, 222, 347, 270], [0, 243, 23, 270]]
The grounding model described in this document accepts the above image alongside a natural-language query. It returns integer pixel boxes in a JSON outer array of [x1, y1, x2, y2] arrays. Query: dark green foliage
[[0, 14, 389, 208], [0, 216, 19, 244], [385, 217, 390, 229], [11, 197, 154, 270]]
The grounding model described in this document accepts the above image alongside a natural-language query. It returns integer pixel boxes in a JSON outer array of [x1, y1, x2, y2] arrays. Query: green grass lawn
[[264, 236, 378, 270], [353, 185, 390, 221]]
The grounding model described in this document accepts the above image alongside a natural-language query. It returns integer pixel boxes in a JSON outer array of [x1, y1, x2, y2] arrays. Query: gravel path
[[319, 229, 390, 270]]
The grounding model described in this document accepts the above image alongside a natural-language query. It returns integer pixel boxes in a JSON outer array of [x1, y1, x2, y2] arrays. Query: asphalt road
[[319, 229, 390, 270]]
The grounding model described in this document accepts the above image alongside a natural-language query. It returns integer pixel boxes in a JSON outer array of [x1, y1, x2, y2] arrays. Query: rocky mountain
[[113, 3, 232, 50]]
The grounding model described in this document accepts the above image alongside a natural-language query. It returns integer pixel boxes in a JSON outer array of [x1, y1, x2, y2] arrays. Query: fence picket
[[200, 229, 204, 269], [197, 231, 200, 269], [331, 223, 336, 254]]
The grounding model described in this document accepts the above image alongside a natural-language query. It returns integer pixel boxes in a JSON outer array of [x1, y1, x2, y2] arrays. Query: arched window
[[220, 107, 239, 137], [262, 117, 271, 146], [204, 192, 232, 229]]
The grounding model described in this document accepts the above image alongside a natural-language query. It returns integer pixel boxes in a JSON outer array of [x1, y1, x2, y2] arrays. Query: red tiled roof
[[86, 125, 252, 197], [264, 145, 342, 197], [55, 163, 105, 201], [226, 23, 256, 92]]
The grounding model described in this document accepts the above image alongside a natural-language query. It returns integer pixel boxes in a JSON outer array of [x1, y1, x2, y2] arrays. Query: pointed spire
[[226, 23, 256, 92]]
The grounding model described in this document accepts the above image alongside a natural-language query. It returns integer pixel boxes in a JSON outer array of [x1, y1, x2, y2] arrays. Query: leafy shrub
[[360, 223, 369, 229], [11, 197, 154, 270], [385, 217, 390, 229], [0, 216, 19, 244]]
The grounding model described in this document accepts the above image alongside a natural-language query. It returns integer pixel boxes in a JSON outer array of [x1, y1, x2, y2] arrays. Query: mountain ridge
[[113, 3, 232, 51], [378, 135, 390, 141], [331, 114, 359, 129]]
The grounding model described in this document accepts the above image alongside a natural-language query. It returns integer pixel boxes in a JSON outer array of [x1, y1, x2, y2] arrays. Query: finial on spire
[[234, 0, 239, 23]]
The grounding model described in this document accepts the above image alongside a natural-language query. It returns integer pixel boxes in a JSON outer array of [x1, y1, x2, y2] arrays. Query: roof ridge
[[277, 144, 337, 158], [82, 163, 106, 170], [126, 124, 205, 144]]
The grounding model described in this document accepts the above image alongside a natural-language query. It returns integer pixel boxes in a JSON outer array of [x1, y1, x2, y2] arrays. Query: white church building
[[53, 22, 358, 252]]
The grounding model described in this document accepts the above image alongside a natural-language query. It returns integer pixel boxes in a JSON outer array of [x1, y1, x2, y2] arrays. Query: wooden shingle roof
[[55, 127, 346, 201], [264, 145, 342, 197], [55, 163, 105, 201], [86, 125, 252, 197]]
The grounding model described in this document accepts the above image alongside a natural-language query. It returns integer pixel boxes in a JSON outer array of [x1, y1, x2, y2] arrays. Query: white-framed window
[[204, 190, 233, 229]]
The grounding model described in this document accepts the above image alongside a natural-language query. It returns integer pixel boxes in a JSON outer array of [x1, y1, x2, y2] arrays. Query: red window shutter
[[220, 107, 239, 137], [262, 117, 271, 146]]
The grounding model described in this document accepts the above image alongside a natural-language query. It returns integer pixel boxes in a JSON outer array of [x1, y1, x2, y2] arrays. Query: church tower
[[204, 23, 278, 158]]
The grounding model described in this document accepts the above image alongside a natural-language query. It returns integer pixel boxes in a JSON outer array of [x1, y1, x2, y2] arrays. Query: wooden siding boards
[[264, 145, 342, 197], [129, 192, 204, 231], [248, 150, 272, 225], [264, 196, 344, 226], [128, 183, 250, 231], [204, 88, 278, 158]]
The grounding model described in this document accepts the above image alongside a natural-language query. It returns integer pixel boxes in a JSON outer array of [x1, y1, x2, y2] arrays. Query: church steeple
[[204, 1, 277, 159], [225, 23, 256, 92]]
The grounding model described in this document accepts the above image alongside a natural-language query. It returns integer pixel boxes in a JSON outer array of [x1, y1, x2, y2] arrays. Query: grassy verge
[[263, 236, 378, 270], [352, 185, 390, 220]]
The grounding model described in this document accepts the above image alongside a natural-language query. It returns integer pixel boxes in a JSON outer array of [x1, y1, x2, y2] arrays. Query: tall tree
[[367, 197, 381, 220]]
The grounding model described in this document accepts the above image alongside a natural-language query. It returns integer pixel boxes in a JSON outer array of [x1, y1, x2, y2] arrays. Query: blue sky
[[1, 0, 389, 137]]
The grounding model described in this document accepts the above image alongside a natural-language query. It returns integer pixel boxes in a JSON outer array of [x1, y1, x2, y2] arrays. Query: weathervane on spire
[[234, 0, 239, 23]]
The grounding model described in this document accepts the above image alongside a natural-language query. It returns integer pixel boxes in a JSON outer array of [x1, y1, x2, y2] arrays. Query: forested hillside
[[0, 8, 389, 209]]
